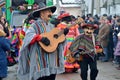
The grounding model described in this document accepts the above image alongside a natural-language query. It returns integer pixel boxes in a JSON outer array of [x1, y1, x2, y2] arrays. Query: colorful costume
[[11, 28, 25, 58], [69, 22, 100, 80], [57, 22, 80, 72]]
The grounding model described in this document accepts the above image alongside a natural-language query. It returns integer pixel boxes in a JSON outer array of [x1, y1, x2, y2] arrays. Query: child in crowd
[[114, 32, 120, 70]]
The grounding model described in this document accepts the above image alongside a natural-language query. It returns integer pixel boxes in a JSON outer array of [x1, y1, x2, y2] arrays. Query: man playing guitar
[[17, 2, 69, 80]]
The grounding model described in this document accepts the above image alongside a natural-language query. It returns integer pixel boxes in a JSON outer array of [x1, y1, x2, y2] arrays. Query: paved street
[[3, 61, 120, 80]]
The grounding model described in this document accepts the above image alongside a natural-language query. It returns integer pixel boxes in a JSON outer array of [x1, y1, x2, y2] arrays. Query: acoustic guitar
[[66, 48, 85, 63], [66, 49, 96, 63], [39, 23, 78, 53], [39, 28, 65, 52]]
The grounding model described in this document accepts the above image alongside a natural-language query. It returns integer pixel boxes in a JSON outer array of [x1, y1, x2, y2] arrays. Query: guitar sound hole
[[54, 34, 58, 39]]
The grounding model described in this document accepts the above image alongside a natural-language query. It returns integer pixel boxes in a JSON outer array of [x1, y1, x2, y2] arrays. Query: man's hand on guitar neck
[[63, 28, 69, 35]]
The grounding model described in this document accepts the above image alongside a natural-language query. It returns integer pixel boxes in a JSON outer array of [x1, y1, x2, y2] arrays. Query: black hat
[[32, 2, 56, 18]]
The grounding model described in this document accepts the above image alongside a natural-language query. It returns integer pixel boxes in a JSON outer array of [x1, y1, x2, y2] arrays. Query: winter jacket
[[0, 36, 11, 77]]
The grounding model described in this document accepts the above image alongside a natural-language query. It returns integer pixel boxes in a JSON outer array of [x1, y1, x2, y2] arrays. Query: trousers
[[77, 56, 98, 80]]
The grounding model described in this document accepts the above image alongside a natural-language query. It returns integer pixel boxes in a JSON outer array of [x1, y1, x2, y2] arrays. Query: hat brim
[[82, 24, 98, 29], [57, 13, 71, 20], [32, 6, 56, 18]]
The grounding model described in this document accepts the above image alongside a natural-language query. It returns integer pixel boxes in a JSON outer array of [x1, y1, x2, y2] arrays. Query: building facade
[[53, 0, 82, 17], [84, 0, 120, 16]]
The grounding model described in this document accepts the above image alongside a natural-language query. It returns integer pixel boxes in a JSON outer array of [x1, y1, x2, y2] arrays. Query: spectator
[[98, 16, 111, 62], [114, 32, 120, 70], [0, 22, 11, 80]]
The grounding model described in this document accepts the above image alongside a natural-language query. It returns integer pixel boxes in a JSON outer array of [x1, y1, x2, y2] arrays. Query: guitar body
[[39, 28, 65, 52], [66, 50, 76, 63], [66, 49, 83, 63]]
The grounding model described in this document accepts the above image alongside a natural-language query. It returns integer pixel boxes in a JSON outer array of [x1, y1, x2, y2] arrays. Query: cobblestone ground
[[3, 61, 120, 80]]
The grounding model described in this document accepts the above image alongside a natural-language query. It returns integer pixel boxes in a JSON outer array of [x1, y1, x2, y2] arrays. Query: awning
[[0, 0, 5, 7]]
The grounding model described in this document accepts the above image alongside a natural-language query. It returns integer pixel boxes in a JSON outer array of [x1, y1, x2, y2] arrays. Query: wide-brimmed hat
[[57, 12, 71, 20], [32, 2, 56, 18], [82, 22, 98, 29]]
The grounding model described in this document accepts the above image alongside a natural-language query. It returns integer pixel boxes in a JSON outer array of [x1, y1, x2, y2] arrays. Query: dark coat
[[98, 23, 110, 47], [0, 36, 11, 78]]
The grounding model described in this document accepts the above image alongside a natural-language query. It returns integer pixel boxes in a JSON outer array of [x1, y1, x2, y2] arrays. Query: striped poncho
[[17, 18, 65, 80], [69, 34, 99, 60]]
